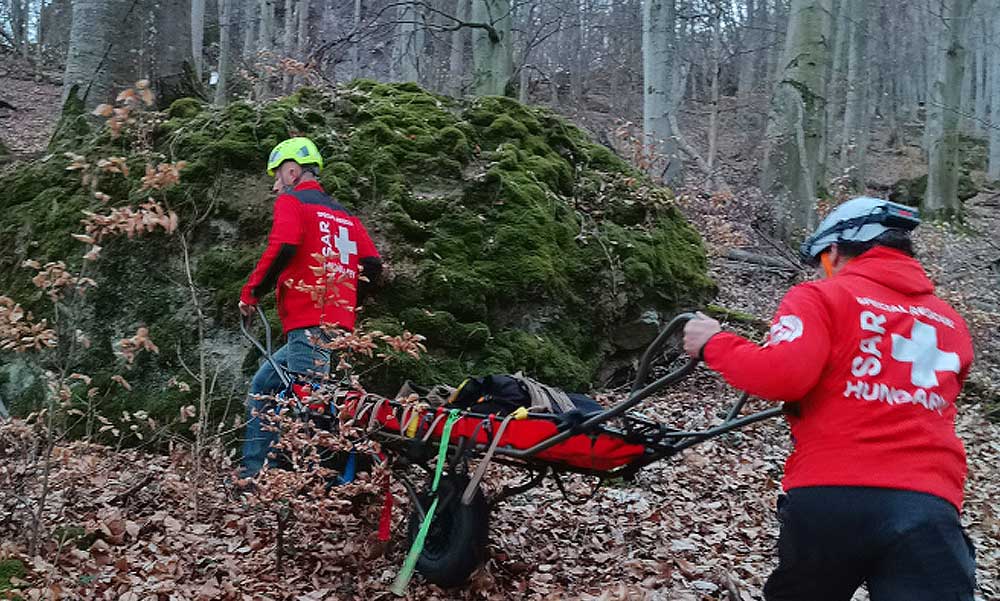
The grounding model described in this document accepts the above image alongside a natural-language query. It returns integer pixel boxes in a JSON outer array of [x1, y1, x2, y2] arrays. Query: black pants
[[764, 487, 977, 601]]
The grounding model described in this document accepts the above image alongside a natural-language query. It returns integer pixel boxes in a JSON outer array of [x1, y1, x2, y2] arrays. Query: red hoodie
[[703, 247, 973, 510], [240, 181, 380, 334]]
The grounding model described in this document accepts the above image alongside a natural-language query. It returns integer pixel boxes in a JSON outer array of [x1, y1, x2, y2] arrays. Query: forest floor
[[0, 54, 62, 159], [1, 68, 998, 600]]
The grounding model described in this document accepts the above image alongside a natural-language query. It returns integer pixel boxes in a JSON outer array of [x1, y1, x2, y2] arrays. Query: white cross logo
[[333, 226, 357, 266], [890, 319, 960, 388]]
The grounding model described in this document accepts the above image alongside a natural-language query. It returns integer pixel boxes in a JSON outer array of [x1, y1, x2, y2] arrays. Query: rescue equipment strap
[[461, 407, 529, 505], [377, 474, 393, 542], [512, 372, 577, 413], [391, 409, 461, 596]]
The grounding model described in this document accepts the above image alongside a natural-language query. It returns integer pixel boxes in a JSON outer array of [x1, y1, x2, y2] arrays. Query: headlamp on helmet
[[799, 197, 920, 264]]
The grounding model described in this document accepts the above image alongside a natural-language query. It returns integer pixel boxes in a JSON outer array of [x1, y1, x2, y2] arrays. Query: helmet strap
[[820, 250, 835, 278]]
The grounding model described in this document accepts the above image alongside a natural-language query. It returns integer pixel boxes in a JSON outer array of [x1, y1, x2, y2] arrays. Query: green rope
[[391, 409, 461, 596]]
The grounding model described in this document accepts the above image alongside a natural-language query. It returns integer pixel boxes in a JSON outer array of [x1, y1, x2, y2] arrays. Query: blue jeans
[[240, 328, 331, 479], [764, 486, 977, 601]]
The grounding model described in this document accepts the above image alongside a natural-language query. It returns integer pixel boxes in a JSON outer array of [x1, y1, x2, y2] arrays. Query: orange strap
[[820, 251, 835, 278]]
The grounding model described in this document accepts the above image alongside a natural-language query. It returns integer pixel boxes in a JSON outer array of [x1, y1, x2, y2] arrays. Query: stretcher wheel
[[407, 475, 489, 587]]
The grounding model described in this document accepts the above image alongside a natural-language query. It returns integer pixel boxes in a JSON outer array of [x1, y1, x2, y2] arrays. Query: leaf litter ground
[[1, 80, 998, 599]]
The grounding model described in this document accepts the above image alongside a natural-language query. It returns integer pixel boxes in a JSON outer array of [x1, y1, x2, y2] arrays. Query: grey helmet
[[799, 197, 921, 261]]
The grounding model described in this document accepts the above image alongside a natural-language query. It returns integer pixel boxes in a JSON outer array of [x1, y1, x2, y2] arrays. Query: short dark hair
[[835, 228, 915, 259]]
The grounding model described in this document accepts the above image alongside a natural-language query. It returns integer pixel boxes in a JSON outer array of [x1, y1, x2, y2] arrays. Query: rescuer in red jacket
[[238, 137, 382, 479], [683, 197, 976, 601]]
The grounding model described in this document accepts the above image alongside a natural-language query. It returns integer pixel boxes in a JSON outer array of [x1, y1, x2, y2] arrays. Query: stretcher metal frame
[[240, 307, 783, 584]]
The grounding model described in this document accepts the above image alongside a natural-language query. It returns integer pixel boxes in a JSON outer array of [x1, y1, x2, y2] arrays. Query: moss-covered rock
[[888, 172, 978, 208], [0, 82, 714, 422]]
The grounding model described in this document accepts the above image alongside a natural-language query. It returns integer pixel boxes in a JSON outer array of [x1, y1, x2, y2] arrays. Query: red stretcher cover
[[355, 399, 647, 472]]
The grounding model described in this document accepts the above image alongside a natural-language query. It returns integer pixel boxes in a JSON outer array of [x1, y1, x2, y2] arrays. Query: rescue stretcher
[[240, 308, 783, 589]]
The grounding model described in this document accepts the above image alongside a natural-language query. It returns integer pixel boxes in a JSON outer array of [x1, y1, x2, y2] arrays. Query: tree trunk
[[880, 0, 901, 147], [243, 0, 258, 62], [351, 0, 362, 79], [570, 1, 584, 102], [824, 0, 845, 162], [840, 0, 869, 190], [296, 0, 309, 82], [143, 0, 196, 105], [215, 0, 232, 105], [281, 0, 295, 92], [989, 6, 1000, 180], [11, 0, 25, 53], [192, 0, 206, 79], [62, 0, 131, 109], [959, 25, 976, 134], [642, 0, 681, 184], [766, 0, 788, 85], [925, 0, 973, 217], [35, 0, 47, 81], [707, 7, 721, 172], [257, 0, 274, 97], [759, 0, 833, 240], [471, 0, 513, 96], [449, 0, 468, 96], [737, 0, 758, 99], [974, 18, 988, 135], [392, 2, 421, 82]]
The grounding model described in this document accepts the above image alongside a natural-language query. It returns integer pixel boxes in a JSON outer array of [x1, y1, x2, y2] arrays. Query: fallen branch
[[667, 114, 731, 194], [110, 473, 155, 504], [726, 248, 798, 270], [750, 223, 806, 269]]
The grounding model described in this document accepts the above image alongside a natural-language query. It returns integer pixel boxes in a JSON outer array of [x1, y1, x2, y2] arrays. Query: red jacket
[[240, 181, 380, 334], [703, 247, 972, 510]]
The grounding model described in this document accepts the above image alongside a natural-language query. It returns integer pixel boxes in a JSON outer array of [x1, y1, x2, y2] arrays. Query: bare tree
[[643, 0, 681, 184], [63, 0, 131, 108], [925, 0, 975, 217], [471, 0, 513, 95], [216, 0, 233, 105], [192, 0, 206, 79], [759, 0, 832, 239], [393, 1, 423, 82], [283, 0, 296, 91], [839, 0, 868, 189], [449, 0, 469, 95], [257, 0, 274, 96], [989, 8, 1000, 180]]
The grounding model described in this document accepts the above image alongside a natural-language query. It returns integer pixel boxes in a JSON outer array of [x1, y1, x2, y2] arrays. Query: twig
[[110, 473, 155, 504], [750, 223, 806, 269]]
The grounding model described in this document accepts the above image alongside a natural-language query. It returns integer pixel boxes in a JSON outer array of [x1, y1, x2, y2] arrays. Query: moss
[[959, 133, 988, 172], [399, 308, 490, 351], [48, 84, 92, 153], [0, 558, 26, 590], [889, 172, 978, 208], [167, 97, 205, 120], [1, 80, 714, 427], [484, 330, 597, 390], [705, 304, 768, 329]]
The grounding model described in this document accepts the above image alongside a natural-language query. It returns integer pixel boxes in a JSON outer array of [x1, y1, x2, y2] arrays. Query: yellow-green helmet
[[267, 137, 324, 176]]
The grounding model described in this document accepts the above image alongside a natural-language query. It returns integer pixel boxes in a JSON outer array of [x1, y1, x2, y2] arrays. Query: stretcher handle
[[630, 312, 698, 395], [239, 305, 292, 389]]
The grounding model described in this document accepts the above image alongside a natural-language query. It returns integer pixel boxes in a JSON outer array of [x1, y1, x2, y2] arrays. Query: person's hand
[[239, 300, 255, 317], [683, 311, 722, 358]]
